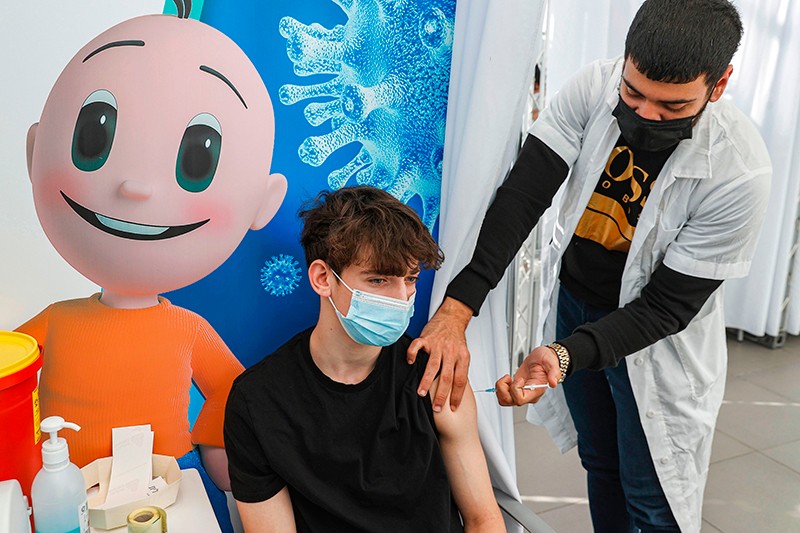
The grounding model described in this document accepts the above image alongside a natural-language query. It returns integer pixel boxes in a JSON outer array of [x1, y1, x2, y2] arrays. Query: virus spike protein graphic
[[260, 254, 302, 297], [278, 0, 455, 230]]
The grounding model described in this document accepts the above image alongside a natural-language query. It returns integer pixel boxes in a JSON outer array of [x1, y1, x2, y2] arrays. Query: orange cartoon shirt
[[17, 294, 243, 467]]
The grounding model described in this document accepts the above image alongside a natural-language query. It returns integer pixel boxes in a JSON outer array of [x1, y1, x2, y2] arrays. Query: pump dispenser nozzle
[[39, 416, 81, 471]]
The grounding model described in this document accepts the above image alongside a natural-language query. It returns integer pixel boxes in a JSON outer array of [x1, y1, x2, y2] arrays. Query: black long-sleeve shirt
[[445, 134, 722, 374]]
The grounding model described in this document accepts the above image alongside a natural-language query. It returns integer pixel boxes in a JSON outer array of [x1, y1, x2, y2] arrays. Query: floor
[[514, 334, 800, 532]]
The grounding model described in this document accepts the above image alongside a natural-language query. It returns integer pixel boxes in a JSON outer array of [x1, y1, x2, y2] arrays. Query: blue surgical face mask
[[328, 270, 415, 347]]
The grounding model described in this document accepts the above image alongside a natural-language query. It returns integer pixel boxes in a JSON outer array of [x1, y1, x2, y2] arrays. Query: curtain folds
[[724, 0, 800, 337], [433, 0, 546, 523]]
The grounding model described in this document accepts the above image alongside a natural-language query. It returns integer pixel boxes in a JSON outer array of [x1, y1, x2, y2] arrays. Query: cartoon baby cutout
[[17, 8, 286, 497]]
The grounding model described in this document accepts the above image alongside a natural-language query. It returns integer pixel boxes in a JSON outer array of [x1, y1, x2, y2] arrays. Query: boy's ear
[[308, 259, 333, 297], [251, 172, 288, 230], [26, 123, 38, 179]]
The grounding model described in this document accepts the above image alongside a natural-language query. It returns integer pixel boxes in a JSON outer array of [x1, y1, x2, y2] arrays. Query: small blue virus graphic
[[279, 0, 456, 230], [260, 254, 302, 297]]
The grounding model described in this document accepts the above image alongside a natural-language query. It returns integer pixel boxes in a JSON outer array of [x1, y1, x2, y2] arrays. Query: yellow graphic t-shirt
[[560, 135, 677, 307], [574, 139, 673, 251]]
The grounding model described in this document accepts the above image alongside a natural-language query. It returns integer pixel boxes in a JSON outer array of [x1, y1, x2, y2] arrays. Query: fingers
[[432, 353, 455, 413], [509, 376, 529, 405], [498, 376, 528, 406], [417, 349, 441, 398], [406, 337, 425, 364], [495, 375, 514, 406], [448, 351, 470, 411], [509, 376, 548, 406], [496, 345, 564, 407]]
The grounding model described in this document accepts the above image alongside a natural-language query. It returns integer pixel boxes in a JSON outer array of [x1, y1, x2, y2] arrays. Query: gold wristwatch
[[547, 342, 570, 383]]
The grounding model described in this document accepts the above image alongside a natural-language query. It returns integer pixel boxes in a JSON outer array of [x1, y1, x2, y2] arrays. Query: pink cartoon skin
[[25, 15, 286, 489]]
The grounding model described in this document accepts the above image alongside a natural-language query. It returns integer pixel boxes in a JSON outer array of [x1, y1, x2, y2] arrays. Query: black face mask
[[612, 97, 696, 152]]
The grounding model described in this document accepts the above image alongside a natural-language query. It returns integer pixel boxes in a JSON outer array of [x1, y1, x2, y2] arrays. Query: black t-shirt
[[224, 328, 464, 533], [560, 134, 677, 308]]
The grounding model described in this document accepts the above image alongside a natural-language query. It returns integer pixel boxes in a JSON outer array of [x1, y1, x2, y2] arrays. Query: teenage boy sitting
[[224, 186, 504, 532]]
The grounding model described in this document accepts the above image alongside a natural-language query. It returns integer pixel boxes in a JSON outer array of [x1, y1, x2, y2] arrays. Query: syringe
[[474, 383, 550, 393]]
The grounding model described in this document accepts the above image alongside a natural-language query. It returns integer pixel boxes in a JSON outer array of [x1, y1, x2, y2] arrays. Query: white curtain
[[723, 0, 800, 337], [432, 0, 545, 522], [544, 0, 640, 101]]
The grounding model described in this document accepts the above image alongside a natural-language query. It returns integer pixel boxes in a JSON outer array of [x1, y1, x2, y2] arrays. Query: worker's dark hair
[[624, 0, 743, 86], [299, 186, 443, 275]]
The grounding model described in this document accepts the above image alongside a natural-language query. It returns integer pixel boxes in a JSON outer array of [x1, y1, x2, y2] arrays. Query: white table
[[90, 469, 220, 533]]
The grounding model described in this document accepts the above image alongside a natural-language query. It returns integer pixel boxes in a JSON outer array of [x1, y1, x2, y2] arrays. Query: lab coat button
[[634, 357, 644, 366], [660, 457, 669, 465], [646, 410, 656, 418]]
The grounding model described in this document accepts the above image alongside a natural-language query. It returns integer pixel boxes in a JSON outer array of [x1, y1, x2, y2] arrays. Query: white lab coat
[[526, 57, 771, 533]]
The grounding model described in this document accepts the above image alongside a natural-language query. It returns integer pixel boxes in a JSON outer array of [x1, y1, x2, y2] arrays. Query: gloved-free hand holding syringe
[[474, 383, 550, 393], [31, 416, 89, 533]]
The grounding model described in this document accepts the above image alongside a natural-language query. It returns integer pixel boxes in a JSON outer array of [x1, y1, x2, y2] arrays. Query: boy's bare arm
[[199, 445, 231, 491], [236, 487, 297, 533], [431, 379, 505, 532]]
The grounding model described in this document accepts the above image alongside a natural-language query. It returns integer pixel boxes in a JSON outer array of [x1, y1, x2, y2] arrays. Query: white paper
[[98, 425, 154, 508], [145, 476, 168, 497]]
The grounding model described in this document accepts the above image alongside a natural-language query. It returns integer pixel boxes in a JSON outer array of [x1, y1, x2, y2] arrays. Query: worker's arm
[[559, 264, 723, 374], [496, 265, 723, 407], [409, 134, 570, 413]]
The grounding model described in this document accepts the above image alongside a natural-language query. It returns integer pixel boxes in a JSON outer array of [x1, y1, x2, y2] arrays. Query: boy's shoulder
[[390, 334, 432, 386], [233, 327, 313, 389]]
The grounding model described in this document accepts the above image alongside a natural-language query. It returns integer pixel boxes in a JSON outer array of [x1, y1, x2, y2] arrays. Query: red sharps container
[[0, 331, 43, 499]]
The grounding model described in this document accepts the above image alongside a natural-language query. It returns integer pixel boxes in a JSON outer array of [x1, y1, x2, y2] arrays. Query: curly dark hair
[[299, 186, 444, 276]]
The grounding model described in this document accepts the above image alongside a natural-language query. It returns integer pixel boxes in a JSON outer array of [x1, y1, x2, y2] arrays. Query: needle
[[474, 383, 551, 393]]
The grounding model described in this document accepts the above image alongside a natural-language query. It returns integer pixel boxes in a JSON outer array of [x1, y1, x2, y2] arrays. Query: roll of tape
[[127, 506, 167, 533]]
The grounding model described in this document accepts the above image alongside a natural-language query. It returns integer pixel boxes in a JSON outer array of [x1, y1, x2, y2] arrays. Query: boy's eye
[[176, 113, 222, 193], [368, 278, 386, 285], [72, 89, 118, 172], [406, 276, 420, 284]]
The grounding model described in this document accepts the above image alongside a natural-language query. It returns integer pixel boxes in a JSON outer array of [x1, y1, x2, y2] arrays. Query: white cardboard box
[[82, 454, 181, 530]]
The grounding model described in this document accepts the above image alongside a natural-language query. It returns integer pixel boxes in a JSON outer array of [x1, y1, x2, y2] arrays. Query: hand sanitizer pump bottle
[[31, 417, 88, 533]]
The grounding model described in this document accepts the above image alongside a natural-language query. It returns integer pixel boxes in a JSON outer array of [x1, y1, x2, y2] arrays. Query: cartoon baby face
[[27, 15, 286, 298]]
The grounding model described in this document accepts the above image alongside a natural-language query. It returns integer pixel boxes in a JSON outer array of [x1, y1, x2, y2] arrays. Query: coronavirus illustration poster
[[166, 0, 456, 375]]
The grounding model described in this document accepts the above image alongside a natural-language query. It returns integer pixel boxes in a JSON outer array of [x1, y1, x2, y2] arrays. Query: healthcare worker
[[406, 1, 771, 531]]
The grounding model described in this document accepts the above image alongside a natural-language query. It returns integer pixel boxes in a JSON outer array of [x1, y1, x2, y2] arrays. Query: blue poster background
[[164, 0, 455, 421]]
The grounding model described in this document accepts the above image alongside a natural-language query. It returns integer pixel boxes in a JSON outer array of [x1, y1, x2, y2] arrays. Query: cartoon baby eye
[[71, 89, 118, 172], [175, 113, 222, 193]]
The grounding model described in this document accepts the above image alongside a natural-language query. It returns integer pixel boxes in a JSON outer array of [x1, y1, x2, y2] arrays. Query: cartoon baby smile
[[60, 191, 210, 240]]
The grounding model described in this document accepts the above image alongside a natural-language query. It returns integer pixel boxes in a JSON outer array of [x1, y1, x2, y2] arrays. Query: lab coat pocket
[[668, 303, 725, 401]]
